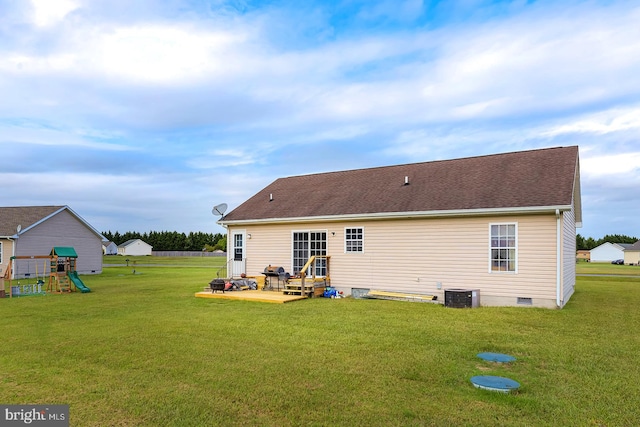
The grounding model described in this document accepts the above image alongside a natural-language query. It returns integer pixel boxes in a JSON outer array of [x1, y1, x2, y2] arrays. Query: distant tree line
[[577, 234, 638, 250], [102, 230, 227, 252]]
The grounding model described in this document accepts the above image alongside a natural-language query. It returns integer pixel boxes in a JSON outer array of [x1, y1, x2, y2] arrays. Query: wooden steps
[[283, 278, 326, 297]]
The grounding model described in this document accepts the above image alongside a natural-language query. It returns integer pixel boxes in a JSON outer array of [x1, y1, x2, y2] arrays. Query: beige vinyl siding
[[0, 238, 11, 276], [231, 225, 296, 275], [624, 251, 640, 265], [231, 213, 560, 306], [330, 215, 557, 300], [561, 207, 577, 306]]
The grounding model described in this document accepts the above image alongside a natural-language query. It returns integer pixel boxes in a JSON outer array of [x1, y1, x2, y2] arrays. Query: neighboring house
[[218, 146, 582, 309], [103, 241, 118, 255], [589, 242, 631, 262], [623, 241, 640, 265], [0, 205, 105, 277], [117, 239, 153, 256], [576, 250, 590, 262]]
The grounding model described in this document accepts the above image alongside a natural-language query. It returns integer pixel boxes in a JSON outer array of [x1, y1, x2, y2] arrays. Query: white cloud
[[98, 25, 246, 83], [581, 152, 640, 178], [541, 107, 640, 137], [30, 0, 79, 27]]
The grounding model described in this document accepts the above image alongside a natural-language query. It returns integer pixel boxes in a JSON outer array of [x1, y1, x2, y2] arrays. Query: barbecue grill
[[262, 265, 290, 291]]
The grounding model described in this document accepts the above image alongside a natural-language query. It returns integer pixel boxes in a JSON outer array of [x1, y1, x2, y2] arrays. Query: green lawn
[[1, 260, 639, 426], [576, 260, 640, 276], [101, 255, 227, 267]]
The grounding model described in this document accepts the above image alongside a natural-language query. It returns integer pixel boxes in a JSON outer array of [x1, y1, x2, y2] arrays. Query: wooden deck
[[195, 289, 307, 304]]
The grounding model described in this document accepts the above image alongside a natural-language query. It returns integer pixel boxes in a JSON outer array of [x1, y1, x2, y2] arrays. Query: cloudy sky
[[1, 0, 639, 239]]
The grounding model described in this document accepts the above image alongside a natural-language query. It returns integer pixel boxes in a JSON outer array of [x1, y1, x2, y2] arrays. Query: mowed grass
[[576, 260, 640, 276], [1, 260, 640, 426]]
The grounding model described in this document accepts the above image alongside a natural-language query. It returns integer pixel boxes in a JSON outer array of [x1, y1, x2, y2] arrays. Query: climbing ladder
[[47, 254, 75, 293], [56, 274, 72, 293]]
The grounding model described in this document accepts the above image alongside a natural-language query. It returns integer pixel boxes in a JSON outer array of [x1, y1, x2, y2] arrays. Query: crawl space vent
[[517, 297, 533, 305]]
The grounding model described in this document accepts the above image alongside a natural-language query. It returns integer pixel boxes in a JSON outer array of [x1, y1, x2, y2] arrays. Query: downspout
[[556, 209, 561, 308]]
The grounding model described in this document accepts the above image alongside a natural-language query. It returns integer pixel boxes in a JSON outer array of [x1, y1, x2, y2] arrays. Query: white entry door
[[231, 231, 246, 277]]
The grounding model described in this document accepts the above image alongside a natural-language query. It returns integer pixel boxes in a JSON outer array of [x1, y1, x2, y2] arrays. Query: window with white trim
[[490, 223, 517, 272], [345, 227, 364, 253]]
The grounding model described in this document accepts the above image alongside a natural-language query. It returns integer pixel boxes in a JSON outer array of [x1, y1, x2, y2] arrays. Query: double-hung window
[[345, 227, 364, 253], [490, 223, 517, 272]]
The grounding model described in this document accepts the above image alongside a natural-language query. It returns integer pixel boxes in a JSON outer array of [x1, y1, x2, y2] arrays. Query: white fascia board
[[218, 205, 573, 226]]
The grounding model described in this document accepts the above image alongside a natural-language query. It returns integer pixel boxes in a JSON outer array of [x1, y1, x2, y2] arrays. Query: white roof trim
[[219, 205, 574, 226]]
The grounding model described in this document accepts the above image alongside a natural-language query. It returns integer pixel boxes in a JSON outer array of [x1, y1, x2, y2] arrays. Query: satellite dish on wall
[[212, 203, 228, 216], [16, 224, 22, 233]]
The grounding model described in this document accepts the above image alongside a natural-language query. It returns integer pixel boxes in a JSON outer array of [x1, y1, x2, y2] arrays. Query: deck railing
[[298, 255, 331, 288], [215, 258, 232, 279]]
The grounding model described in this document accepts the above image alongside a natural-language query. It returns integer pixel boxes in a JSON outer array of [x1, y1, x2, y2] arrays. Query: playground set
[[1, 247, 91, 298]]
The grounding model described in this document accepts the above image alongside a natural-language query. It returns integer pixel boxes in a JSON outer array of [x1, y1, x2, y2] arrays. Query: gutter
[[219, 204, 574, 227], [556, 209, 561, 308]]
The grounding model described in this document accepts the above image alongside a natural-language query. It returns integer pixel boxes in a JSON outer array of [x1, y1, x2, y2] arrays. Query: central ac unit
[[444, 288, 480, 308]]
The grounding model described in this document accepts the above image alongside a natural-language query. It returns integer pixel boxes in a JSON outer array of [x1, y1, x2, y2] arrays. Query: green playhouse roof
[[51, 247, 78, 257]]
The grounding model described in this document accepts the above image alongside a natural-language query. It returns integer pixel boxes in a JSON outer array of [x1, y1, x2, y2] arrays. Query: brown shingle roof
[[0, 206, 65, 236], [221, 146, 580, 223]]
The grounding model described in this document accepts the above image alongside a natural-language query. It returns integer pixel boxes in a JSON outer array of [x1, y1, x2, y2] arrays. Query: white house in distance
[[0, 205, 105, 276], [589, 242, 631, 262], [117, 239, 153, 256], [103, 241, 118, 255], [218, 146, 582, 309]]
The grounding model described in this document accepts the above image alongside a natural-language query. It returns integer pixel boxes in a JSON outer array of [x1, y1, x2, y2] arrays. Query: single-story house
[[218, 146, 582, 309], [103, 241, 118, 255], [623, 241, 640, 265], [0, 205, 106, 277], [576, 250, 590, 262], [117, 239, 153, 256], [589, 242, 631, 262]]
